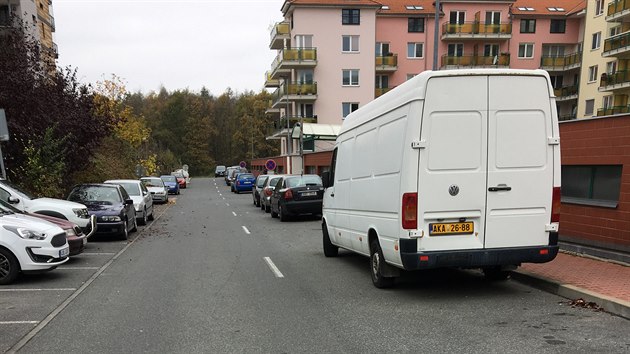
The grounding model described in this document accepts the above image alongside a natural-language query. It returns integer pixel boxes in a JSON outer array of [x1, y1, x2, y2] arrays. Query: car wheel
[[271, 203, 278, 218], [265, 204, 271, 213], [322, 222, 338, 257], [483, 267, 511, 281], [131, 217, 138, 232], [139, 209, 148, 226], [279, 204, 289, 222], [121, 220, 129, 240], [148, 209, 154, 221], [370, 239, 395, 289], [0, 248, 20, 285]]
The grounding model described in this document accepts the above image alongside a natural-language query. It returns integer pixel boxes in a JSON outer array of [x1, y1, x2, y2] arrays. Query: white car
[[140, 177, 168, 203], [104, 179, 154, 225], [0, 179, 93, 235], [0, 203, 69, 284]]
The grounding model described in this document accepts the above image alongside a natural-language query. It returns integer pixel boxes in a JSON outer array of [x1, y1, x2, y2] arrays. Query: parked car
[[270, 174, 324, 221], [0, 199, 95, 257], [67, 183, 137, 240], [252, 175, 269, 207], [260, 175, 284, 213], [104, 179, 154, 225], [140, 177, 169, 203], [160, 175, 180, 195], [227, 167, 247, 187], [172, 171, 187, 189], [215, 165, 226, 177], [231, 173, 256, 193], [0, 178, 93, 235], [0, 203, 69, 285]]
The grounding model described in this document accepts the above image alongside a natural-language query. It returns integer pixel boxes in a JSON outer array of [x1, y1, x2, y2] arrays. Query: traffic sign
[[265, 159, 277, 171], [239, 161, 247, 168]]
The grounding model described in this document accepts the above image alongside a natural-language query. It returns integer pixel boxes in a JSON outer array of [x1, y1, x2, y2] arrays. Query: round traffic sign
[[239, 161, 247, 168], [265, 159, 277, 171]]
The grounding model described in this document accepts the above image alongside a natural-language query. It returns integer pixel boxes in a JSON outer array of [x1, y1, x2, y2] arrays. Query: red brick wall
[[560, 116, 630, 252]]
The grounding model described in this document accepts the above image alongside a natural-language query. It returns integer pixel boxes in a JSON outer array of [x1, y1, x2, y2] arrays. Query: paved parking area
[[0, 201, 173, 353]]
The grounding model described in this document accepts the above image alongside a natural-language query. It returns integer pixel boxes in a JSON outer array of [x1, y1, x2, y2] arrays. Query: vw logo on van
[[448, 185, 460, 196]]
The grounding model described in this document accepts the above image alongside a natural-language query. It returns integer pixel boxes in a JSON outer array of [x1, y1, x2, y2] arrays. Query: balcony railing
[[441, 53, 510, 67], [553, 85, 578, 99], [375, 87, 392, 97], [600, 70, 630, 87], [442, 22, 512, 36], [271, 82, 317, 108], [540, 52, 582, 70], [603, 32, 630, 55], [597, 105, 630, 116], [264, 71, 279, 87], [607, 0, 630, 17], [375, 54, 397, 71], [270, 48, 318, 77], [278, 115, 318, 130], [270, 21, 290, 49]]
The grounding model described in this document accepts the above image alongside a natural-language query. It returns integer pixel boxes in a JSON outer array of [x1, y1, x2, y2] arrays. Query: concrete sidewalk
[[512, 252, 630, 320]]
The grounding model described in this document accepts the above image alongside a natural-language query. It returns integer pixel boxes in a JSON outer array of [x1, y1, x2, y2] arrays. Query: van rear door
[[484, 75, 554, 248]]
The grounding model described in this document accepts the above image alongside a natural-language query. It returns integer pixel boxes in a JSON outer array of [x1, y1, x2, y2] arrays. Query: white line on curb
[[57, 267, 100, 270], [232, 211, 237, 217], [0, 288, 76, 292], [0, 321, 39, 325], [79, 252, 116, 256], [242, 226, 251, 234], [264, 257, 284, 278]]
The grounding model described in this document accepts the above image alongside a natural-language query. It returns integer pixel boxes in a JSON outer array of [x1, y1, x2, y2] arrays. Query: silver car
[[140, 177, 169, 204], [104, 179, 154, 225], [260, 174, 284, 213]]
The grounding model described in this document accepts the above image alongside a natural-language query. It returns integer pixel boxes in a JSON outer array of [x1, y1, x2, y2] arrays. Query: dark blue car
[[160, 175, 180, 195], [232, 173, 256, 193]]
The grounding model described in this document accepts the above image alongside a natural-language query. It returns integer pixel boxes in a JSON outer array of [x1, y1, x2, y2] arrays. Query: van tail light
[[551, 187, 561, 223], [402, 192, 418, 230], [265, 188, 273, 197], [284, 189, 293, 200]]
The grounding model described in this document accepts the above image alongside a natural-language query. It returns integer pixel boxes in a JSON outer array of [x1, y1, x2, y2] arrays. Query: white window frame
[[603, 95, 613, 109], [518, 43, 534, 58], [342, 69, 359, 86], [607, 61, 617, 75], [595, 0, 605, 16], [407, 42, 424, 58], [342, 35, 359, 53], [295, 35, 313, 48], [376, 42, 390, 56], [588, 65, 598, 82], [342, 102, 359, 118], [592, 32, 601, 50]]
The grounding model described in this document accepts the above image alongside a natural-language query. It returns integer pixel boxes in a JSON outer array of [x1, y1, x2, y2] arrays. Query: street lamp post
[[433, 0, 440, 71]]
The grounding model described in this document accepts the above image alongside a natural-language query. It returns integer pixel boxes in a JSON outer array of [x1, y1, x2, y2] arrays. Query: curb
[[512, 270, 630, 320]]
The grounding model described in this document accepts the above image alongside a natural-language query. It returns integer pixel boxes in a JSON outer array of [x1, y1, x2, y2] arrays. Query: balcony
[[375, 87, 392, 98], [271, 82, 317, 109], [269, 48, 317, 80], [264, 71, 279, 88], [270, 21, 290, 50], [265, 99, 281, 117], [442, 22, 512, 40], [540, 52, 582, 71], [441, 53, 510, 68], [597, 105, 630, 116], [602, 32, 630, 58], [599, 70, 630, 92], [375, 54, 397, 72], [554, 85, 578, 101], [607, 0, 630, 22]]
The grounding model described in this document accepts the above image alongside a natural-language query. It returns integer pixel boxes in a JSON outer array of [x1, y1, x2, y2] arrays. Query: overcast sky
[[54, 0, 285, 95]]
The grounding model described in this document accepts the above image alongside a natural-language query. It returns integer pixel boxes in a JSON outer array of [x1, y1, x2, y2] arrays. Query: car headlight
[[73, 208, 89, 219], [65, 228, 77, 237], [100, 216, 121, 222], [16, 227, 47, 240]]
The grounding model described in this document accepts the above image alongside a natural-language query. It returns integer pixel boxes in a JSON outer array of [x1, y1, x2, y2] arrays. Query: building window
[[602, 95, 613, 109], [588, 65, 598, 82], [342, 69, 359, 86], [375, 75, 389, 89], [297, 103, 314, 117], [607, 61, 617, 75], [407, 43, 424, 58], [342, 35, 359, 52], [520, 19, 536, 33], [550, 19, 566, 33], [342, 102, 359, 118], [561, 165, 622, 208], [518, 43, 534, 58], [610, 26, 621, 37], [449, 11, 465, 24], [592, 32, 601, 50], [484, 44, 499, 57], [408, 17, 424, 32], [376, 42, 390, 56], [595, 0, 605, 16], [584, 99, 595, 115], [342, 9, 360, 25], [448, 43, 463, 57], [295, 35, 313, 48]]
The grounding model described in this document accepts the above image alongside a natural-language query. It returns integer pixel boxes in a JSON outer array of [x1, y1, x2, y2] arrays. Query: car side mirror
[[125, 199, 134, 205], [322, 172, 331, 188], [8, 196, 19, 204]]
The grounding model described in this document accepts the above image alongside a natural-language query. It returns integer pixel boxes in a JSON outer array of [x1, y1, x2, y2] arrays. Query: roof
[[282, 0, 383, 14], [377, 0, 436, 16], [511, 0, 586, 17]]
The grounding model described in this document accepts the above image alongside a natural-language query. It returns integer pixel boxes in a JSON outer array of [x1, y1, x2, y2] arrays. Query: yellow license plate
[[429, 222, 474, 236]]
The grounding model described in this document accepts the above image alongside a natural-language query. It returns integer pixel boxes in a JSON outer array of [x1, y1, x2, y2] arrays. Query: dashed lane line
[[242, 226, 251, 235], [232, 211, 237, 217], [264, 257, 285, 278]]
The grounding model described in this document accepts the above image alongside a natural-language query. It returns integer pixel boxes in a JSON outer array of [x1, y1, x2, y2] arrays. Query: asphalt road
[[3, 177, 629, 353]]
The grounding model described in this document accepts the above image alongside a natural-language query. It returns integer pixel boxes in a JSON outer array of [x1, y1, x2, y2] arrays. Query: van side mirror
[[8, 196, 19, 204], [322, 172, 331, 188]]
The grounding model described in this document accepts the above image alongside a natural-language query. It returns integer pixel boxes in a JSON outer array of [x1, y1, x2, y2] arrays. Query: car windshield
[[0, 199, 19, 214], [0, 179, 34, 200], [268, 177, 282, 187], [142, 178, 164, 187], [238, 174, 254, 180], [161, 176, 176, 183], [115, 182, 141, 196], [68, 185, 121, 204], [216, 166, 226, 172], [256, 176, 268, 187], [286, 175, 322, 188]]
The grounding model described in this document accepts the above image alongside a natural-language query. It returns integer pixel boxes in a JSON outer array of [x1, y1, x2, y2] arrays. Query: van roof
[[340, 69, 553, 135]]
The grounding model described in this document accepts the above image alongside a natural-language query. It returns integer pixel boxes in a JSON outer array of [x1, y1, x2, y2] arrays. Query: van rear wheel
[[322, 222, 338, 257], [370, 239, 394, 288]]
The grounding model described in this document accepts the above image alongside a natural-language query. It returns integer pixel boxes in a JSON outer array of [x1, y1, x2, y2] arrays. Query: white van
[[321, 69, 561, 288]]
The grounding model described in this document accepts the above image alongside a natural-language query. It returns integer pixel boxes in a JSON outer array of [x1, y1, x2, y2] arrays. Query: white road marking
[[264, 257, 284, 278], [232, 211, 237, 217], [0, 288, 76, 292], [57, 267, 100, 270], [79, 252, 116, 256], [0, 321, 39, 325], [242, 226, 251, 234]]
